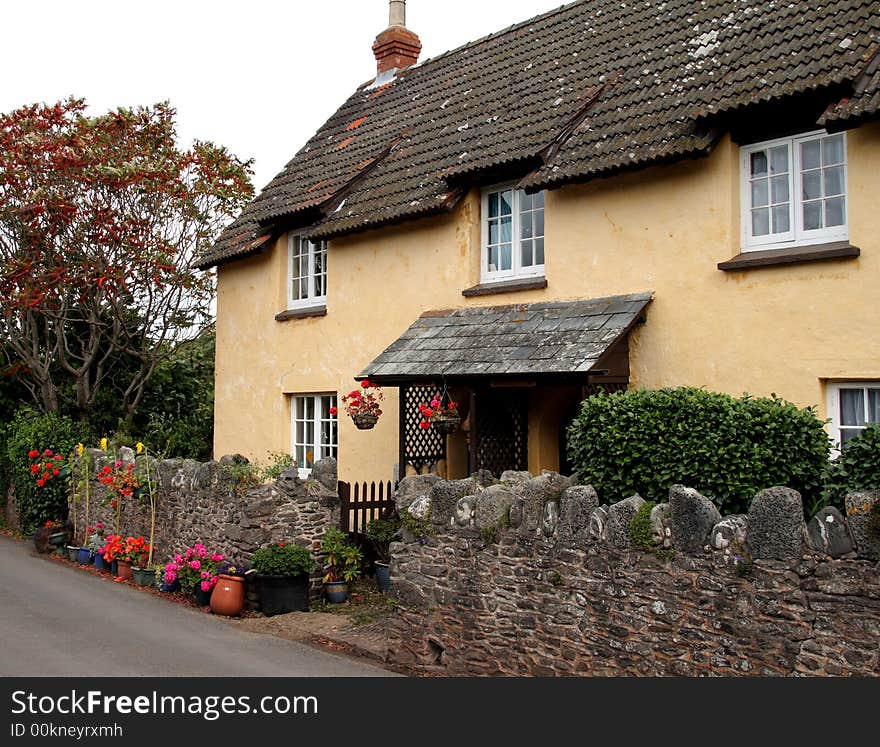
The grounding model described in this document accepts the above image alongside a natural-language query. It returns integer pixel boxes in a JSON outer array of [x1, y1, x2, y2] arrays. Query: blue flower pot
[[325, 581, 349, 604], [94, 554, 105, 572], [110, 559, 118, 577], [375, 563, 391, 593], [77, 547, 92, 565], [160, 579, 180, 593]]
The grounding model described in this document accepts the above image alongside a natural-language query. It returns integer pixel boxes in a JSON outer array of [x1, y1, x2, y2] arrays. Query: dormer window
[[481, 185, 545, 282], [740, 131, 847, 251], [288, 235, 327, 309]]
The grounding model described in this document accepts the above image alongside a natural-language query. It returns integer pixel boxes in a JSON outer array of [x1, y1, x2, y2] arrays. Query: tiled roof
[[358, 292, 653, 379], [197, 0, 880, 269]]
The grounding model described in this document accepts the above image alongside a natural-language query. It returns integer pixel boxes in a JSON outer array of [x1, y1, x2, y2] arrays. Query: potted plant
[[251, 541, 315, 615], [123, 536, 151, 584], [419, 394, 461, 435], [365, 514, 401, 592], [161, 543, 224, 606], [85, 523, 106, 570], [101, 534, 123, 576], [209, 560, 249, 617], [339, 380, 384, 430], [321, 528, 362, 603]]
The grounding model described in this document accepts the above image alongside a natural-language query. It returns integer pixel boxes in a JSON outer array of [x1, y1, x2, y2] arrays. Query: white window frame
[[290, 393, 337, 479], [287, 234, 327, 309], [740, 130, 848, 252], [480, 183, 545, 283], [826, 382, 880, 453]]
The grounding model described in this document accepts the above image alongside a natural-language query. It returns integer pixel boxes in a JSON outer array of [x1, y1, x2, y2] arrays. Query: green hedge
[[823, 424, 880, 507], [566, 387, 830, 514], [3, 408, 87, 533]]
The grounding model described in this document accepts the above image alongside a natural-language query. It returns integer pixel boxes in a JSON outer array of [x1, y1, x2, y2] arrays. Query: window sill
[[462, 276, 547, 297], [718, 242, 859, 272], [275, 305, 327, 322]]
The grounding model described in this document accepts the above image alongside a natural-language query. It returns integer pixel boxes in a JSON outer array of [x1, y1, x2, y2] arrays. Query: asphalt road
[[0, 535, 395, 676]]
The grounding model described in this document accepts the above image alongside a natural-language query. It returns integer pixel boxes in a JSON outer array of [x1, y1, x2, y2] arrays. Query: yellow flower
[[100, 437, 108, 451], [136, 442, 144, 455], [76, 443, 84, 457]]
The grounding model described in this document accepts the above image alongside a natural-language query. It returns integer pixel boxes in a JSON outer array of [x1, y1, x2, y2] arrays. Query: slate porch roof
[[197, 0, 880, 269], [358, 292, 653, 380]]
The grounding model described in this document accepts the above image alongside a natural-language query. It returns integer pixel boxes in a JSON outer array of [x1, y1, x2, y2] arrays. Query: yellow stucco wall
[[214, 124, 880, 480]]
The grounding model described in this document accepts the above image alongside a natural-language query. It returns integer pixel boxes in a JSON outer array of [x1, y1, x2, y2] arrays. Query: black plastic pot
[[256, 574, 310, 615], [375, 562, 391, 593]]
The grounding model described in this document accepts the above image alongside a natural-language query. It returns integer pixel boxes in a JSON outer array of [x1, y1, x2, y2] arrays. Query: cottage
[[198, 0, 880, 484]]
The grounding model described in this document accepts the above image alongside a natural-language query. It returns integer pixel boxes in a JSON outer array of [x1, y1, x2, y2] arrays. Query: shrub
[[251, 541, 315, 577], [364, 514, 401, 563], [822, 424, 880, 508], [320, 528, 362, 583], [2, 408, 87, 533], [567, 387, 830, 514]]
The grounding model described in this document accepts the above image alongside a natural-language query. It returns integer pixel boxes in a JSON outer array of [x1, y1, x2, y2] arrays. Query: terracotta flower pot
[[116, 559, 133, 580], [210, 574, 245, 617]]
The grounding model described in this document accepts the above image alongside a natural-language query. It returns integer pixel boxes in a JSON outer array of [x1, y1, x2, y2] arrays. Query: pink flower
[[96, 522, 104, 529], [164, 562, 178, 572], [115, 460, 122, 468], [210, 553, 223, 562], [164, 570, 177, 583], [189, 560, 201, 570], [197, 546, 207, 558], [200, 580, 211, 592], [200, 571, 209, 579], [173, 554, 183, 564]]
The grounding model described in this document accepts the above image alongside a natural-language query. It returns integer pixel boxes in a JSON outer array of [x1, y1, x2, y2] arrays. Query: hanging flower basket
[[432, 414, 461, 435], [351, 412, 379, 430]]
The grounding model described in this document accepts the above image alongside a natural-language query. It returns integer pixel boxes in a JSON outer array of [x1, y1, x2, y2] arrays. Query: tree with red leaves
[[0, 98, 253, 423]]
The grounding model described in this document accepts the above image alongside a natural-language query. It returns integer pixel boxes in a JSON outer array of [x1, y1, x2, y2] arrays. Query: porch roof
[[358, 291, 653, 381]]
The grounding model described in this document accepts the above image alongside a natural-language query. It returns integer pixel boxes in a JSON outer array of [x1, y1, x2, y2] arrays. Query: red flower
[[28, 450, 39, 459], [43, 449, 52, 455], [36, 478, 45, 487], [30, 464, 39, 474], [278, 541, 285, 547], [329, 406, 338, 416], [53, 469, 60, 476], [361, 380, 371, 388], [419, 420, 430, 430]]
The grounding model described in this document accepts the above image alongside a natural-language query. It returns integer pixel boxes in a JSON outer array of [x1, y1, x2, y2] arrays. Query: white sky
[[1, 0, 567, 191]]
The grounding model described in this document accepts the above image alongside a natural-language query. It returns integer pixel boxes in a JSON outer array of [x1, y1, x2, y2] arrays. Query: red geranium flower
[[28, 450, 39, 459]]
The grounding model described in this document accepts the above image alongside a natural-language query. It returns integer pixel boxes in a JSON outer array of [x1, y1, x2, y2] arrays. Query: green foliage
[[628, 500, 657, 551], [567, 387, 830, 514], [220, 451, 296, 495], [365, 514, 401, 563], [549, 570, 563, 587], [399, 509, 433, 542], [251, 542, 315, 577], [321, 528, 363, 583], [3, 408, 87, 533], [261, 452, 294, 481], [822, 425, 880, 509], [480, 525, 497, 545]]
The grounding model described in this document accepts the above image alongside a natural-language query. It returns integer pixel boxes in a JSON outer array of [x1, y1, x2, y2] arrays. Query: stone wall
[[67, 449, 339, 565], [386, 471, 880, 676]]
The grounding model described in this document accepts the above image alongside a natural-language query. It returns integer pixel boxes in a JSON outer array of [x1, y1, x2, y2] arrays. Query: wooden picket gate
[[338, 480, 396, 535]]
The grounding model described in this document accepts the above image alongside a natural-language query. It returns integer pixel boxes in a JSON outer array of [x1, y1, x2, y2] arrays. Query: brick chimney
[[372, 0, 421, 77]]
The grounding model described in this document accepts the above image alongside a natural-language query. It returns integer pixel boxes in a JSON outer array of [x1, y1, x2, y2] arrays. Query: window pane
[[770, 145, 788, 175], [499, 190, 513, 216], [533, 191, 545, 209], [500, 243, 512, 271], [320, 396, 331, 419], [801, 139, 821, 170], [770, 175, 789, 204], [840, 389, 865, 426], [295, 444, 306, 469], [489, 221, 499, 246], [824, 197, 845, 227], [803, 201, 822, 230], [534, 209, 544, 238], [535, 238, 544, 265], [752, 208, 770, 236], [488, 246, 499, 272], [500, 216, 512, 243], [750, 151, 768, 177], [295, 419, 304, 445], [489, 192, 499, 218], [802, 170, 821, 201], [521, 214, 533, 239], [823, 134, 845, 165], [519, 191, 532, 211], [869, 389, 880, 423], [824, 166, 845, 197], [840, 428, 861, 446], [751, 179, 769, 207], [772, 204, 790, 233], [521, 240, 533, 267], [300, 275, 309, 299]]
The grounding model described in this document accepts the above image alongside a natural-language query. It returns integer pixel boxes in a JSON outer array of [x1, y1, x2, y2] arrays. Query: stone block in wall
[[431, 478, 481, 526], [310, 457, 337, 493], [542, 500, 559, 537], [711, 515, 748, 554], [807, 507, 854, 558], [474, 485, 517, 530], [588, 505, 608, 542], [650, 502, 671, 548], [669, 485, 721, 554], [395, 474, 441, 512], [519, 472, 572, 534], [500, 470, 533, 491], [557, 485, 599, 544], [453, 495, 477, 527], [606, 494, 645, 550], [748, 486, 805, 561], [844, 491, 880, 560]]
